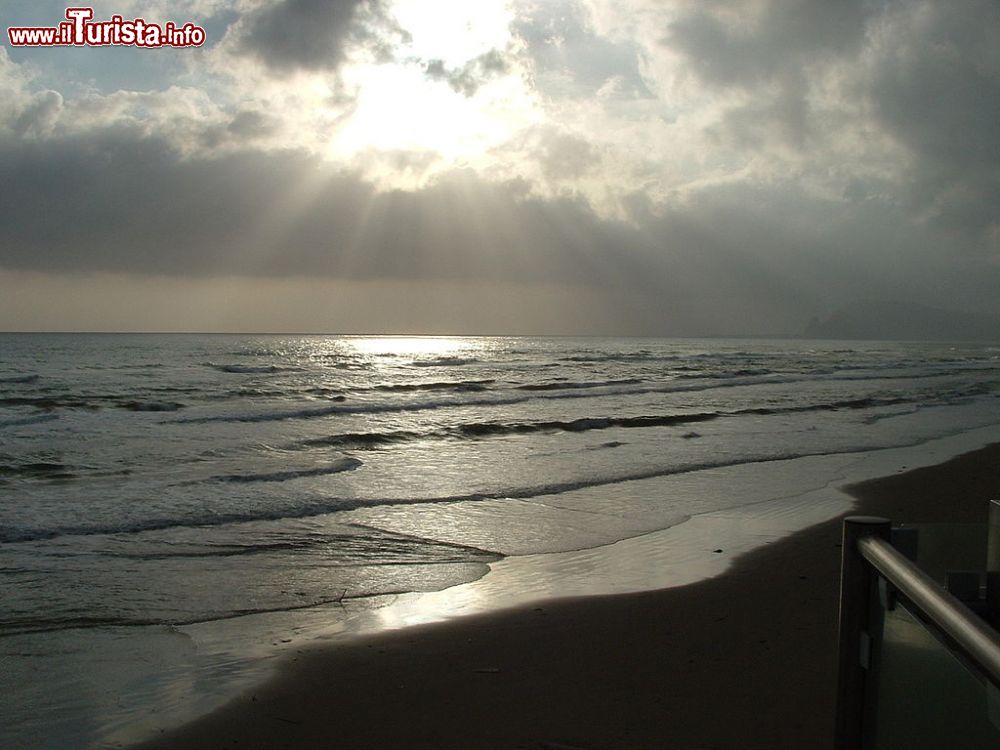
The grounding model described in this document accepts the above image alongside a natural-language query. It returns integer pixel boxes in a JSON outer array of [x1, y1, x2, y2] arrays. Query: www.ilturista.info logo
[[7, 7, 206, 48]]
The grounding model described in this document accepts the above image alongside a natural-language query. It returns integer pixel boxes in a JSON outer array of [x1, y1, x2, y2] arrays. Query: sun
[[325, 0, 541, 174], [331, 64, 534, 161]]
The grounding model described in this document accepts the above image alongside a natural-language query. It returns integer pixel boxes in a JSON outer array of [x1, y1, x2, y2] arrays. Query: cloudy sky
[[2, 0, 998, 335]]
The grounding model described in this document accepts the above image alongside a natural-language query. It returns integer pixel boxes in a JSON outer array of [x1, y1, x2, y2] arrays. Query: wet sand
[[132, 443, 1000, 750]]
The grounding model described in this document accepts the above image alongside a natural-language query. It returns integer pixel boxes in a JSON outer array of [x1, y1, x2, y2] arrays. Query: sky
[[1, 0, 998, 335]]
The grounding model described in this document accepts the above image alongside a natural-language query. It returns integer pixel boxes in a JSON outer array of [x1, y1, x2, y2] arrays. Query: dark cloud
[[665, 0, 869, 149], [666, 0, 868, 89], [667, 0, 1000, 246], [235, 0, 406, 72], [423, 49, 509, 97], [867, 1, 1000, 237], [707, 79, 810, 150]]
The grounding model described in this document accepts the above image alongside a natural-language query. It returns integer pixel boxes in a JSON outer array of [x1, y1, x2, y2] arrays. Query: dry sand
[[132, 443, 1000, 750]]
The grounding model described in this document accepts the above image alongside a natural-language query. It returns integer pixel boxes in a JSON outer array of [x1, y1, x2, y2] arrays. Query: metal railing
[[834, 516, 1000, 750]]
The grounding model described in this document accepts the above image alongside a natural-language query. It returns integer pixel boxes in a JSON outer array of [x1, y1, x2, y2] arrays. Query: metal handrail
[[858, 534, 1000, 687]]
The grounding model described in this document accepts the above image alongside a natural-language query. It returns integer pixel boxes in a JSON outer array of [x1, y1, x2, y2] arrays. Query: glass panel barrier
[[899, 522, 987, 587], [871, 598, 1000, 749]]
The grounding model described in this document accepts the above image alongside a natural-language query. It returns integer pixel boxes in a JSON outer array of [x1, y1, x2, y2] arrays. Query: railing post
[[835, 516, 891, 750]]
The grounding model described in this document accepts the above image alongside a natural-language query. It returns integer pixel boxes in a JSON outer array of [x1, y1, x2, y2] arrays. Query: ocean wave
[[455, 413, 721, 437], [298, 412, 719, 450], [411, 357, 480, 367], [0, 395, 97, 410], [208, 457, 363, 483], [654, 374, 806, 394], [362, 379, 494, 393], [316, 360, 374, 371], [558, 352, 669, 363], [90, 363, 166, 371], [303, 387, 350, 399], [0, 394, 187, 412], [119, 400, 185, 412], [169, 402, 353, 424], [0, 461, 77, 481], [303, 431, 422, 449], [204, 387, 291, 400], [205, 362, 304, 374], [676, 368, 774, 380], [514, 378, 642, 391], [104, 540, 337, 560], [0, 413, 59, 428], [0, 374, 40, 384], [812, 367, 1000, 384], [164, 395, 533, 424], [733, 396, 913, 417]]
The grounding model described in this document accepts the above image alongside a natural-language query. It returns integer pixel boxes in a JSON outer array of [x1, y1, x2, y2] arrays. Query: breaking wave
[[208, 457, 363, 484]]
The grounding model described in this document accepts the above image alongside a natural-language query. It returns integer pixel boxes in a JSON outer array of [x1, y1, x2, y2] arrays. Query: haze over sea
[[3, 333, 1000, 749]]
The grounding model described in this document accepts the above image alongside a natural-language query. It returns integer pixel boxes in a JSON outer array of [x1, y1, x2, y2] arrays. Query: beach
[[129, 443, 1000, 749]]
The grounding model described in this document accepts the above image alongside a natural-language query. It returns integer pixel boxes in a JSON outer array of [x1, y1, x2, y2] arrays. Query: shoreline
[[129, 441, 1000, 750]]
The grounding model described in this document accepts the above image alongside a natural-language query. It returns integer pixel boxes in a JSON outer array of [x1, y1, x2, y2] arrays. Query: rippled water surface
[[3, 333, 1000, 747]]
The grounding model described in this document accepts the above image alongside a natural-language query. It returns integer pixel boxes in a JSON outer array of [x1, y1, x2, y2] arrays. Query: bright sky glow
[[329, 61, 539, 168], [391, 0, 513, 65], [326, 0, 539, 173]]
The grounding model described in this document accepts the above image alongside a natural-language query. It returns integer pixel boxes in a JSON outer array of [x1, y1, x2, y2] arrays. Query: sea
[[2, 333, 1000, 749]]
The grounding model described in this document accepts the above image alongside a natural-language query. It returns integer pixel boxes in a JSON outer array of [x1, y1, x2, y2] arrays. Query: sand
[[131, 443, 1000, 750]]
